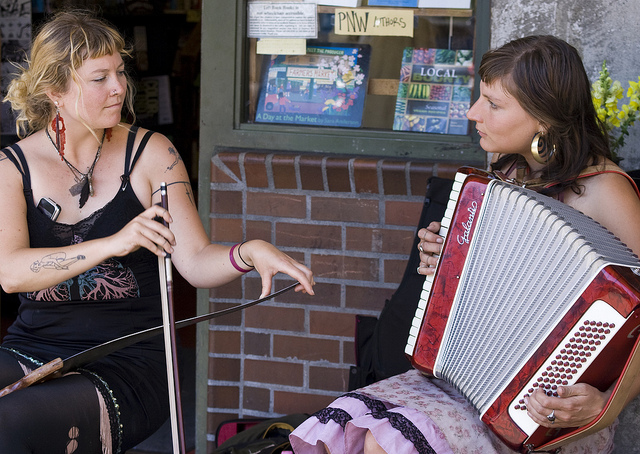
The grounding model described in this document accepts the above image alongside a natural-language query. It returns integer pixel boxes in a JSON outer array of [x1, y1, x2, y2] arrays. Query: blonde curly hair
[[4, 10, 136, 138]]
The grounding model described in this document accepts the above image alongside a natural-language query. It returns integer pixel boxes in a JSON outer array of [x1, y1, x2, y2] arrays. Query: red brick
[[245, 359, 304, 386], [345, 226, 414, 254], [276, 222, 342, 250], [210, 217, 244, 243], [311, 254, 378, 281], [311, 196, 378, 223], [310, 310, 356, 337], [245, 331, 271, 356], [384, 200, 423, 227], [325, 157, 351, 192], [208, 385, 239, 408], [243, 386, 270, 412], [247, 192, 306, 218], [345, 226, 377, 252], [291, 282, 340, 307], [209, 357, 240, 381], [209, 331, 241, 355], [409, 161, 434, 197], [273, 335, 341, 362], [309, 366, 350, 391], [382, 160, 408, 195], [244, 276, 265, 299], [299, 155, 324, 191], [210, 279, 242, 299], [436, 162, 463, 180], [245, 306, 305, 331], [345, 285, 393, 312], [353, 158, 378, 194], [212, 152, 241, 183], [244, 153, 269, 188], [274, 391, 337, 415], [246, 220, 273, 242], [209, 302, 243, 327], [271, 155, 298, 189], [211, 190, 243, 215], [380, 228, 415, 255], [343, 340, 355, 365]]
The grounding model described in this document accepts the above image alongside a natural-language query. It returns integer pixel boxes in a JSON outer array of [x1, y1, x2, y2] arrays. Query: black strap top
[[1, 127, 165, 361]]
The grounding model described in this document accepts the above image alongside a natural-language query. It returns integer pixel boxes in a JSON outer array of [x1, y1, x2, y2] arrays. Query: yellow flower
[[591, 61, 640, 159]]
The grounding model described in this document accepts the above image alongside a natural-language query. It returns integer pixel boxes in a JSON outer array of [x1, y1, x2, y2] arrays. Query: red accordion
[[405, 168, 640, 453]]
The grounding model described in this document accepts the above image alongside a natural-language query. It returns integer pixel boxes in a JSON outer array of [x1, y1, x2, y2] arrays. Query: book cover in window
[[255, 44, 371, 128], [393, 48, 474, 135]]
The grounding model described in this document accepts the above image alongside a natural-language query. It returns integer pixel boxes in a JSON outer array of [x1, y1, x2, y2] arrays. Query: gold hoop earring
[[531, 132, 555, 164]]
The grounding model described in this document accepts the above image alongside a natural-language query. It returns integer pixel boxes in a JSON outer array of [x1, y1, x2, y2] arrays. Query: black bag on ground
[[213, 413, 309, 454], [349, 176, 454, 390]]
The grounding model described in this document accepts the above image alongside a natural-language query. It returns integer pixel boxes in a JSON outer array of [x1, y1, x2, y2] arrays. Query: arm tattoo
[[31, 252, 86, 273], [165, 147, 183, 172], [152, 181, 195, 207]]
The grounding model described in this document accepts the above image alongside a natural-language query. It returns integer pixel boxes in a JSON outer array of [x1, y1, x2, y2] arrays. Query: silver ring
[[546, 410, 556, 423], [419, 243, 424, 253]]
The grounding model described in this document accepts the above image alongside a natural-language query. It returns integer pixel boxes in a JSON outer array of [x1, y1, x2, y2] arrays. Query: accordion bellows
[[405, 168, 640, 452]]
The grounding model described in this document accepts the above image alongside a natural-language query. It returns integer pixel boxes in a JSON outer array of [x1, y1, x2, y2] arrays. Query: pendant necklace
[[45, 128, 107, 209]]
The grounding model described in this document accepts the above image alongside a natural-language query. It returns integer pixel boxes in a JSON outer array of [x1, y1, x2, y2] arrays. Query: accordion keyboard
[[405, 171, 467, 357]]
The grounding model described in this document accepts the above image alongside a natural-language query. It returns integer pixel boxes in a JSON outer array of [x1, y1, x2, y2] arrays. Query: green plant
[[591, 61, 640, 161]]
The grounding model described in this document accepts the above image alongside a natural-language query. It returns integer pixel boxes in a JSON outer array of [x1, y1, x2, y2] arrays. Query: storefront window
[[244, 2, 477, 137]]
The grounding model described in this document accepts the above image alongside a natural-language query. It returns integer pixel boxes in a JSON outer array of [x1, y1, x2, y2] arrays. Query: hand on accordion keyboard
[[524, 383, 611, 429], [417, 221, 444, 275]]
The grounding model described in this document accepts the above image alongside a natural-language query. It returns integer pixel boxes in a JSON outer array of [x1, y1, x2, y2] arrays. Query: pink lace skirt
[[290, 369, 616, 454]]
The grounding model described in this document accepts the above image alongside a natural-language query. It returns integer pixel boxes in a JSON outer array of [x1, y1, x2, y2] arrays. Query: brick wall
[[206, 150, 465, 451]]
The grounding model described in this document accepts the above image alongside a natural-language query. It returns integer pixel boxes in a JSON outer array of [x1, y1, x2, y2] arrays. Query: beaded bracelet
[[229, 243, 253, 273]]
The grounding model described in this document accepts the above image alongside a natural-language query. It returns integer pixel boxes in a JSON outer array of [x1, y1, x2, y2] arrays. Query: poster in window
[[393, 48, 474, 135], [255, 44, 371, 128]]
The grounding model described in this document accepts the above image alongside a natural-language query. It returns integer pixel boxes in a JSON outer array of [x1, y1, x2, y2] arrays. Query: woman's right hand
[[416, 221, 443, 275], [108, 205, 176, 258]]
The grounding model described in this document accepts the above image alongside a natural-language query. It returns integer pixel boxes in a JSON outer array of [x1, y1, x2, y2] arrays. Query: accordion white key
[[405, 167, 640, 453]]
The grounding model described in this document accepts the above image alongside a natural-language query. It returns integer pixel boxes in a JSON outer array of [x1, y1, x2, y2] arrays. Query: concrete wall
[[490, 0, 640, 170]]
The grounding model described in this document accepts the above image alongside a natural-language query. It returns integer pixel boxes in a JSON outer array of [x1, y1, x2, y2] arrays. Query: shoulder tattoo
[[165, 147, 183, 173]]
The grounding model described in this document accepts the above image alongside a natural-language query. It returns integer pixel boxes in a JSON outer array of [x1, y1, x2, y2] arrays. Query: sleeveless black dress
[[0, 126, 169, 453]]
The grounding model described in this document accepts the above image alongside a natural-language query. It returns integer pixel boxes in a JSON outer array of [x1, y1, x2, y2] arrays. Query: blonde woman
[[0, 11, 313, 453]]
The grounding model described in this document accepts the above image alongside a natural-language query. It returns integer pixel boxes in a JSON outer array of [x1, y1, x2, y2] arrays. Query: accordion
[[405, 167, 640, 453]]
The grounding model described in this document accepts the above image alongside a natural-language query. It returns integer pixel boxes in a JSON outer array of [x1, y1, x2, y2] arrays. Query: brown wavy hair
[[483, 35, 612, 196], [4, 10, 136, 138]]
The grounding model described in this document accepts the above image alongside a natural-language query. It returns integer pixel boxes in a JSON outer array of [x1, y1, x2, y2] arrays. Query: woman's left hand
[[238, 240, 315, 298], [525, 383, 610, 428]]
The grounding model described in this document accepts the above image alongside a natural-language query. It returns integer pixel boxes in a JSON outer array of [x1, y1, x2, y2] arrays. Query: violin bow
[[158, 182, 187, 454], [0, 282, 298, 399]]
